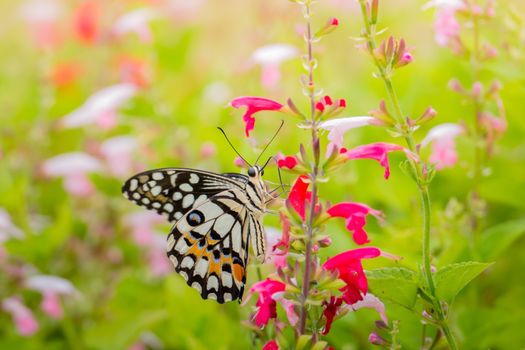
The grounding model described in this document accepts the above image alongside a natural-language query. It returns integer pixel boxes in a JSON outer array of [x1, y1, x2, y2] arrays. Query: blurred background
[[1, 0, 524, 349]]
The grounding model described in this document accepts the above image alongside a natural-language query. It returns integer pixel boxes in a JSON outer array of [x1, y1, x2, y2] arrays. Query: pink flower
[[233, 156, 246, 168], [249, 279, 286, 327], [42, 152, 103, 197], [200, 141, 217, 158], [343, 142, 404, 179], [230, 97, 284, 137], [319, 117, 383, 156], [251, 44, 298, 89], [421, 123, 464, 170], [327, 202, 383, 245], [19, 0, 63, 49], [434, 8, 461, 46], [322, 296, 343, 335], [262, 340, 279, 350], [74, 1, 98, 44], [2, 297, 39, 336], [61, 83, 138, 129], [41, 292, 62, 319], [276, 154, 298, 169], [148, 234, 173, 276], [323, 247, 381, 305], [124, 211, 164, 246], [118, 56, 150, 88], [100, 136, 138, 177], [112, 8, 159, 43]]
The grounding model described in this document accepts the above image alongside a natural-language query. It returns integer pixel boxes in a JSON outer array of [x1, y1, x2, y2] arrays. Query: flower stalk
[[357, 1, 458, 348]]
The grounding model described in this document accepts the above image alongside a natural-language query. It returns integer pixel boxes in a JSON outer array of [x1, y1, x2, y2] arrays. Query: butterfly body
[[122, 166, 270, 303]]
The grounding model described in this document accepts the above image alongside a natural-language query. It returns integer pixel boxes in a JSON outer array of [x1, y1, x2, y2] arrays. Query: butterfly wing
[[167, 188, 255, 303], [122, 168, 247, 222]]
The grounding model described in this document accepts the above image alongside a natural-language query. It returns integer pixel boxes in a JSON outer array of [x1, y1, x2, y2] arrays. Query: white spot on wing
[[180, 183, 193, 192], [152, 202, 161, 209], [164, 203, 174, 213], [181, 256, 194, 269], [152, 172, 164, 180], [150, 186, 162, 196], [223, 293, 232, 302], [207, 275, 219, 291], [192, 282, 202, 294], [194, 195, 207, 206], [167, 235, 176, 250], [173, 192, 182, 200], [189, 173, 199, 184], [222, 272, 233, 288], [207, 292, 217, 300], [175, 212, 183, 220], [169, 255, 178, 267], [132, 193, 141, 200], [194, 258, 209, 278], [129, 179, 138, 191], [182, 194, 195, 208], [214, 214, 235, 237], [179, 271, 188, 281], [175, 238, 189, 254], [141, 197, 150, 205]]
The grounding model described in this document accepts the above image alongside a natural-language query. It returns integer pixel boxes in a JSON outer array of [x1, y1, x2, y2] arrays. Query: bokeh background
[[1, 0, 525, 349]]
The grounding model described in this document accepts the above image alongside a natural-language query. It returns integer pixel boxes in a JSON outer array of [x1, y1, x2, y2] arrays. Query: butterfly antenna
[[255, 120, 285, 165], [217, 127, 251, 167]]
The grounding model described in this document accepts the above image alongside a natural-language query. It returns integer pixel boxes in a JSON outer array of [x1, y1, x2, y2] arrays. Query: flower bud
[[368, 332, 388, 346]]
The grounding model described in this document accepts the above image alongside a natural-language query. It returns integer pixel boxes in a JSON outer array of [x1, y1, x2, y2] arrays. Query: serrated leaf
[[366, 267, 419, 309], [434, 262, 493, 303], [476, 218, 525, 261]]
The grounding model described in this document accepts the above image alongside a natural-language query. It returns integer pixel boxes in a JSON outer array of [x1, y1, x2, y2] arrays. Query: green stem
[[299, 1, 320, 338], [357, 1, 458, 349]]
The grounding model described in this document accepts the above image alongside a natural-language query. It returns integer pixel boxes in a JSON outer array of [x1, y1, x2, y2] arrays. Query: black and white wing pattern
[[122, 167, 268, 303]]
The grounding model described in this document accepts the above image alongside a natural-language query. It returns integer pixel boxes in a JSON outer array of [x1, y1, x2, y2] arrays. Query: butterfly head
[[247, 165, 264, 178]]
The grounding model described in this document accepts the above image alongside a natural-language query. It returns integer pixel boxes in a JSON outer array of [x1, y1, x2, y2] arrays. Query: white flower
[[112, 8, 160, 42], [421, 123, 464, 147], [42, 152, 103, 177], [0, 209, 24, 242], [25, 275, 77, 295]]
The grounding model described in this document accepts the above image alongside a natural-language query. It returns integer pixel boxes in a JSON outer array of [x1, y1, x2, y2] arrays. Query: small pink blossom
[[230, 97, 284, 137], [249, 279, 286, 327], [100, 136, 138, 177], [421, 123, 464, 170], [118, 56, 150, 88], [2, 297, 39, 336], [434, 7, 461, 47], [262, 340, 279, 350], [251, 44, 298, 89], [319, 117, 383, 156], [327, 202, 383, 245], [369, 332, 388, 346], [41, 292, 63, 319], [61, 83, 138, 129], [233, 156, 246, 168], [124, 211, 164, 246], [19, 0, 62, 49], [323, 247, 381, 305], [42, 152, 103, 197], [276, 154, 298, 169], [343, 142, 404, 179], [200, 141, 217, 158], [112, 8, 160, 43]]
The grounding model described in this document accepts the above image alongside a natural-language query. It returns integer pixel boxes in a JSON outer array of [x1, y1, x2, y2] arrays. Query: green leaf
[[434, 262, 493, 303], [311, 340, 328, 350], [296, 334, 312, 350], [476, 218, 525, 261], [366, 267, 419, 309]]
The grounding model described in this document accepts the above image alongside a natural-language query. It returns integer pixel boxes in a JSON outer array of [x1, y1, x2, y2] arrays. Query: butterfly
[[122, 165, 273, 303]]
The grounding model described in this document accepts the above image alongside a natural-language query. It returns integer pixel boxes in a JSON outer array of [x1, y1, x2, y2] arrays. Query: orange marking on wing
[[232, 263, 245, 283]]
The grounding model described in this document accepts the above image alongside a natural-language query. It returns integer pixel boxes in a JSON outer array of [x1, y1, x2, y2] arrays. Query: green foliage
[[366, 267, 420, 309], [434, 262, 493, 303]]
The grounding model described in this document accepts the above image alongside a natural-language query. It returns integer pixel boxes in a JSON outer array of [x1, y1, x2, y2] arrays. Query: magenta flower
[[42, 152, 104, 197], [249, 279, 286, 327], [230, 97, 284, 137], [323, 247, 381, 304], [319, 116, 383, 156], [251, 44, 298, 89], [276, 154, 298, 170], [262, 340, 279, 350], [327, 202, 383, 245], [421, 123, 464, 170], [2, 297, 39, 336], [343, 142, 404, 179]]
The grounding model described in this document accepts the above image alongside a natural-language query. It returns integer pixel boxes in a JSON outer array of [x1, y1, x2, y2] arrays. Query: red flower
[[322, 296, 343, 335], [286, 175, 319, 222], [323, 248, 381, 304], [230, 97, 284, 137], [74, 1, 99, 44], [342, 142, 403, 179], [276, 154, 298, 169], [51, 62, 82, 88], [327, 202, 383, 245], [262, 340, 279, 350], [250, 279, 286, 327]]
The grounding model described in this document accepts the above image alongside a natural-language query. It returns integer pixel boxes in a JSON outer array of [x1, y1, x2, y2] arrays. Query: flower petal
[[343, 142, 403, 179], [230, 96, 283, 137]]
